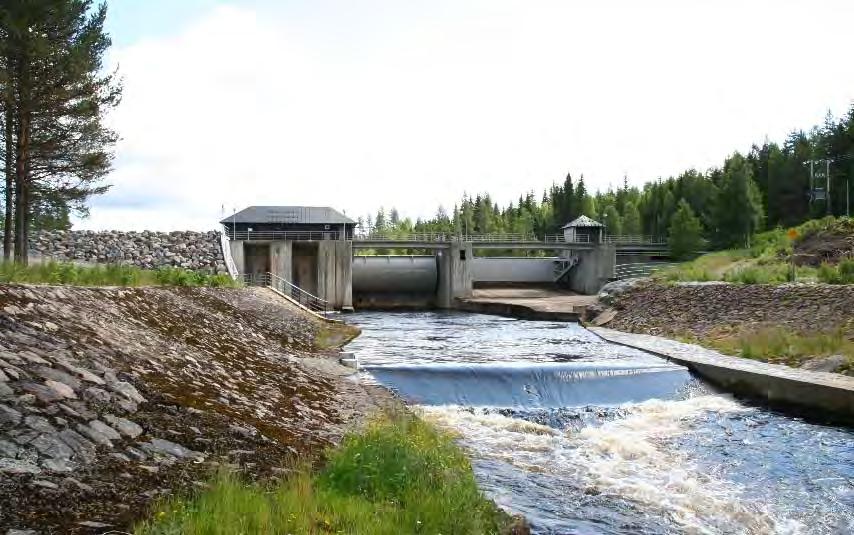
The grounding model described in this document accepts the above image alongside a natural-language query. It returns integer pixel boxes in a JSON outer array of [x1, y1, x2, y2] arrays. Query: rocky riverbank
[[599, 280, 854, 373], [0, 284, 387, 533]]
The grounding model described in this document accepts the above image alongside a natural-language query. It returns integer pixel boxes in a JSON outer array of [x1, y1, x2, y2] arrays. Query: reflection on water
[[346, 311, 854, 534]]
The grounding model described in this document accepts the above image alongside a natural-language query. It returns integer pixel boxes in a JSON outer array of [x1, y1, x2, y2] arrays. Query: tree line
[[360, 104, 854, 258], [0, 0, 120, 264]]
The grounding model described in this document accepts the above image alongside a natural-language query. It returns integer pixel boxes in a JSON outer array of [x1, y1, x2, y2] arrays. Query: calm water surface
[[346, 311, 854, 535]]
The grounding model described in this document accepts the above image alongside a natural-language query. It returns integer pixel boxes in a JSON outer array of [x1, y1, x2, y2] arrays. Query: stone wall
[[606, 281, 854, 336], [29, 230, 227, 273]]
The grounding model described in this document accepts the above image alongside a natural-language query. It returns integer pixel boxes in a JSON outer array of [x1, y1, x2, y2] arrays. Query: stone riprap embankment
[[0, 284, 377, 533], [28, 230, 227, 273], [604, 281, 854, 337]]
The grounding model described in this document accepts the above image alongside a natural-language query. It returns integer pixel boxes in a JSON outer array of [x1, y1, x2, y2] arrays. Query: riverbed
[[345, 311, 854, 534]]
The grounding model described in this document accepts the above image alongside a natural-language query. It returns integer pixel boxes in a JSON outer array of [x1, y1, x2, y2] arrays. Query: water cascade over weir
[[346, 312, 854, 534]]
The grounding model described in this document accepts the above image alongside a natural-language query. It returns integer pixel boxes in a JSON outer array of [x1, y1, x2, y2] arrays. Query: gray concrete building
[[221, 206, 355, 310]]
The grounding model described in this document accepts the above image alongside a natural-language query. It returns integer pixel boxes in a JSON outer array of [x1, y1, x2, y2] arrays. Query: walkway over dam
[[226, 231, 669, 312]]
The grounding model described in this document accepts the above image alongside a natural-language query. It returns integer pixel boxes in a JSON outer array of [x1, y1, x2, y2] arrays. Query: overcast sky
[[78, 0, 854, 230]]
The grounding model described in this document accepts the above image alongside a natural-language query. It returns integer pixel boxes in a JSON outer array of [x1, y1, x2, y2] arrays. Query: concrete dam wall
[[471, 257, 556, 284], [352, 256, 558, 293]]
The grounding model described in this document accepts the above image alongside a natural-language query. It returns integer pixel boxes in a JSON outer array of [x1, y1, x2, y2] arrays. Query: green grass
[[0, 261, 237, 288], [657, 216, 853, 285], [135, 411, 515, 535], [817, 258, 854, 284], [697, 326, 854, 371]]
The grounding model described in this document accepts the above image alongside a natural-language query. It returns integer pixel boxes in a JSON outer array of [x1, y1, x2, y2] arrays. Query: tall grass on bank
[[700, 326, 854, 371], [657, 217, 854, 284], [0, 261, 236, 288], [135, 412, 513, 535]]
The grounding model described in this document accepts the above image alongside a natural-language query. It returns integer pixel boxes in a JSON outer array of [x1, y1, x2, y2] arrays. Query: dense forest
[[360, 105, 854, 253]]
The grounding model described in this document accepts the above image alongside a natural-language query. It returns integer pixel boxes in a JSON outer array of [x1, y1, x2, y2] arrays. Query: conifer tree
[[0, 0, 120, 264], [668, 200, 703, 260]]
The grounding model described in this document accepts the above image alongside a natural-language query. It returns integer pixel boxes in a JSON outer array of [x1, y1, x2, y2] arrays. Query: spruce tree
[[622, 200, 642, 235], [668, 200, 703, 260], [713, 153, 765, 248]]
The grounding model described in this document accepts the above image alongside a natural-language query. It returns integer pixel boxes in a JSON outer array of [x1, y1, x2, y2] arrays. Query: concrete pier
[[458, 288, 596, 321], [589, 327, 854, 422]]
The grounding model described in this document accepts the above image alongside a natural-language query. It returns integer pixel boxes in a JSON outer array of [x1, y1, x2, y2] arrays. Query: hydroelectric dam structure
[[221, 206, 669, 311]]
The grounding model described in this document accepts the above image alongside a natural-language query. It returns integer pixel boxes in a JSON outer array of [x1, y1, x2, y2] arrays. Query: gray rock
[[0, 369, 8, 382], [88, 419, 121, 441], [140, 438, 204, 461], [32, 479, 59, 490], [34, 366, 82, 391], [103, 414, 143, 438], [0, 458, 41, 474], [82, 387, 112, 404], [12, 431, 38, 445], [229, 424, 257, 438], [24, 415, 57, 434], [54, 360, 105, 385], [17, 351, 50, 366], [76, 423, 115, 447], [0, 382, 12, 398], [0, 404, 22, 427], [20, 383, 64, 403], [0, 440, 19, 458], [77, 521, 111, 529], [31, 434, 74, 459], [16, 394, 35, 405], [125, 446, 147, 461], [800, 354, 849, 374], [44, 380, 76, 399], [108, 381, 146, 404], [62, 400, 96, 420], [6, 529, 38, 535], [41, 458, 75, 473], [57, 429, 97, 463]]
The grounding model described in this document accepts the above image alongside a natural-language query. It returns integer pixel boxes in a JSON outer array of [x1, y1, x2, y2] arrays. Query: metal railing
[[219, 233, 240, 280], [230, 230, 344, 241], [544, 234, 667, 245], [613, 262, 676, 280], [354, 232, 455, 242], [243, 272, 330, 316], [354, 232, 537, 242], [226, 228, 666, 246], [605, 235, 668, 245], [544, 234, 593, 244]]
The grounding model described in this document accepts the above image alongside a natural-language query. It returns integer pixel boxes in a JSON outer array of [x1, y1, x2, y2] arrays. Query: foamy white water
[[347, 312, 854, 534]]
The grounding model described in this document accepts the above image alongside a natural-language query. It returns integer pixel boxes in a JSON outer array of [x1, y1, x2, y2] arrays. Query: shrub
[[136, 412, 509, 535], [0, 261, 237, 288]]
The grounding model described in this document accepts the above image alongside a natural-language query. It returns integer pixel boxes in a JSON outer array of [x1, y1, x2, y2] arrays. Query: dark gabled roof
[[220, 206, 355, 225], [561, 215, 604, 229]]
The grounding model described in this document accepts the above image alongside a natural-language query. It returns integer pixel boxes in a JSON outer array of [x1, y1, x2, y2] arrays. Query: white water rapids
[[346, 311, 854, 534]]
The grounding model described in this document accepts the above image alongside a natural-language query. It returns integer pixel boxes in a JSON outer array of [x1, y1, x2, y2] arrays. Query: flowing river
[[345, 311, 854, 535]]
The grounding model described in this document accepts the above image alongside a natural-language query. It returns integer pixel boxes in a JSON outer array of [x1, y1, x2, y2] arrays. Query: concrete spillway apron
[[588, 327, 854, 422]]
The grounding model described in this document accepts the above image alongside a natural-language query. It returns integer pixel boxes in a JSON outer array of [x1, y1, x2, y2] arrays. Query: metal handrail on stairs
[[553, 256, 580, 283], [243, 272, 331, 316]]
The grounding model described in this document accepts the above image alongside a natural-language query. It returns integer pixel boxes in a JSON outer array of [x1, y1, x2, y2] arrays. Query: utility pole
[[805, 159, 832, 215], [826, 159, 832, 216]]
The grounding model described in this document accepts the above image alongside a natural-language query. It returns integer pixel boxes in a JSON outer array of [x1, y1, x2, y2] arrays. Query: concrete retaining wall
[[472, 257, 556, 283], [590, 327, 854, 423]]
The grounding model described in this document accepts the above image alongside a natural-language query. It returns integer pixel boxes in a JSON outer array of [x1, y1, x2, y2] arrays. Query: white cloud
[[79, 0, 854, 230]]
